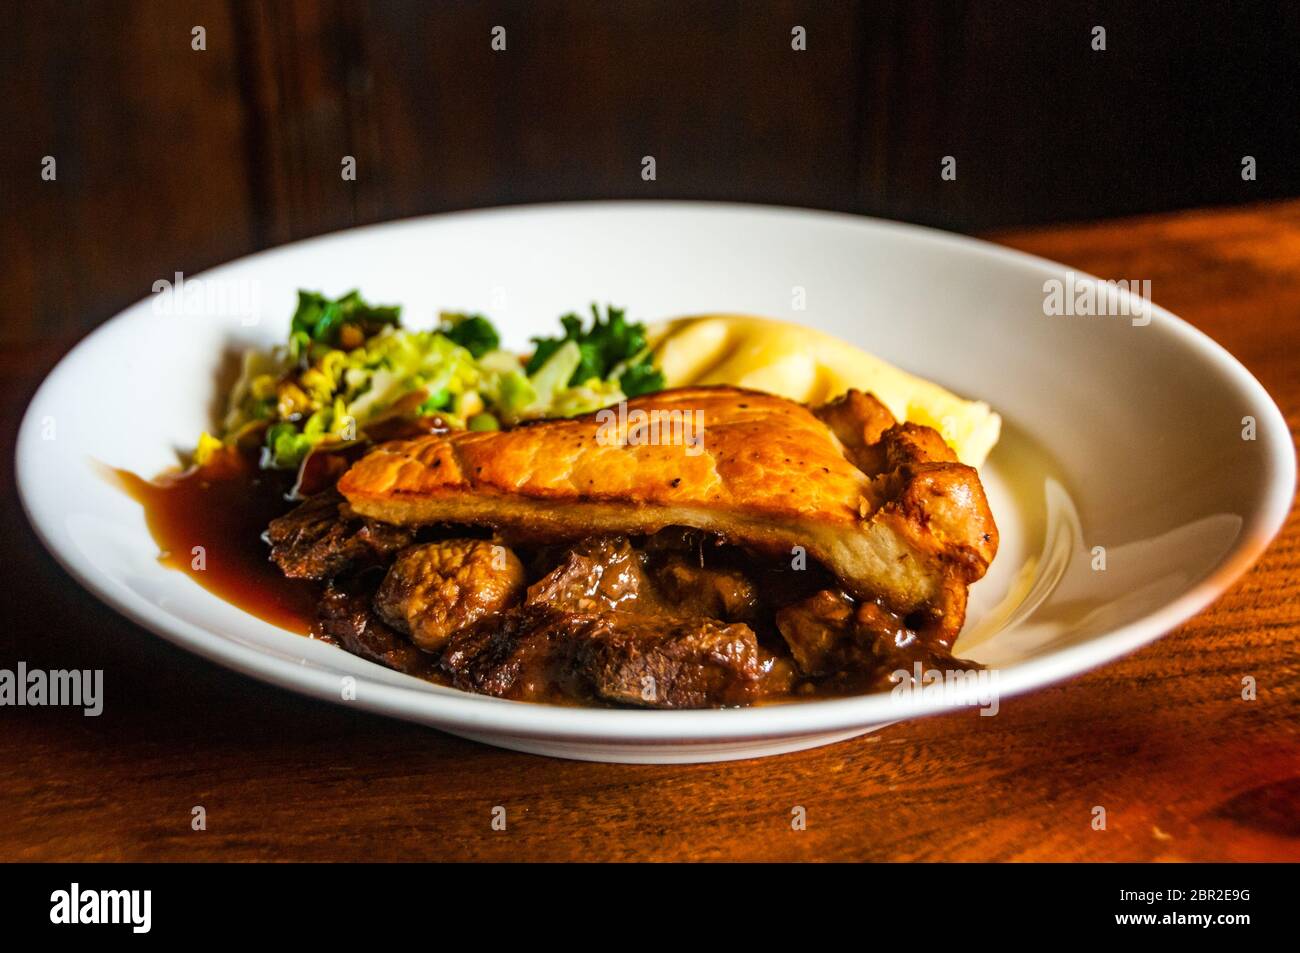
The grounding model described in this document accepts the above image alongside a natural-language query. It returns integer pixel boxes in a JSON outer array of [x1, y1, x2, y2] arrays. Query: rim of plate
[[15, 201, 1297, 742]]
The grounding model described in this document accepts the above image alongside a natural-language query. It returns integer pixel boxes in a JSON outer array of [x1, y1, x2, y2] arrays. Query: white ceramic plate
[[16, 202, 1295, 763]]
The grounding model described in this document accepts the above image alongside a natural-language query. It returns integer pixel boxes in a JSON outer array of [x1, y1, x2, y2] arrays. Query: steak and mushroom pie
[[265, 385, 998, 708]]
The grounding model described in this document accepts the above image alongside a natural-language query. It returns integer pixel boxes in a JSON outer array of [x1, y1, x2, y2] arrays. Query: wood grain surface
[[1, 200, 1297, 862]]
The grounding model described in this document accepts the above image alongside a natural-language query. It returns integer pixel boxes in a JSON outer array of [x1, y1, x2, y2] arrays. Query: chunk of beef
[[439, 607, 577, 701], [314, 575, 439, 678], [775, 588, 922, 678], [776, 588, 978, 686], [441, 607, 765, 708], [374, 540, 525, 651], [855, 596, 979, 676], [267, 489, 413, 580], [572, 614, 764, 708], [651, 555, 759, 622], [775, 589, 861, 676], [524, 537, 662, 614]]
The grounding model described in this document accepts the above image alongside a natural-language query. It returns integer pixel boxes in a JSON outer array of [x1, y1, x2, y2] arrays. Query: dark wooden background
[[3, 0, 1299, 345], [1, 2, 1299, 863]]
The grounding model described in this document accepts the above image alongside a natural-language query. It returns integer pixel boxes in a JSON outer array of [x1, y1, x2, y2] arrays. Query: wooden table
[[2, 201, 1297, 862]]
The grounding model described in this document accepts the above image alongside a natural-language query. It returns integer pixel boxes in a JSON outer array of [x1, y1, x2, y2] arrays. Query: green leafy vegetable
[[619, 361, 666, 398], [264, 421, 316, 469], [528, 340, 583, 409], [526, 304, 647, 383], [439, 313, 501, 359], [290, 289, 401, 358], [204, 292, 665, 471], [418, 388, 453, 413]]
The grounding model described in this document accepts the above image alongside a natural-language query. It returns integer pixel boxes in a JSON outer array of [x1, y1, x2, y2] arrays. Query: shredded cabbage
[[203, 292, 661, 469]]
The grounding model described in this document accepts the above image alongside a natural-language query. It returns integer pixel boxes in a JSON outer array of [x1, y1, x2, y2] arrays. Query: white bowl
[[16, 202, 1295, 763]]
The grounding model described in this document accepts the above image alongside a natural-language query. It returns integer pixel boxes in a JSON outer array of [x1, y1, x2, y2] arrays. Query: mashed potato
[[649, 314, 1001, 468]]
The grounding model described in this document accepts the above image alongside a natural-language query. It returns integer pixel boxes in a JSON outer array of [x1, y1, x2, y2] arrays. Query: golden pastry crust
[[338, 386, 997, 616]]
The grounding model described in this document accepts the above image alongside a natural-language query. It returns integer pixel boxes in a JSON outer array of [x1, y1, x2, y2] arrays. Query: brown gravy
[[112, 449, 317, 634]]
